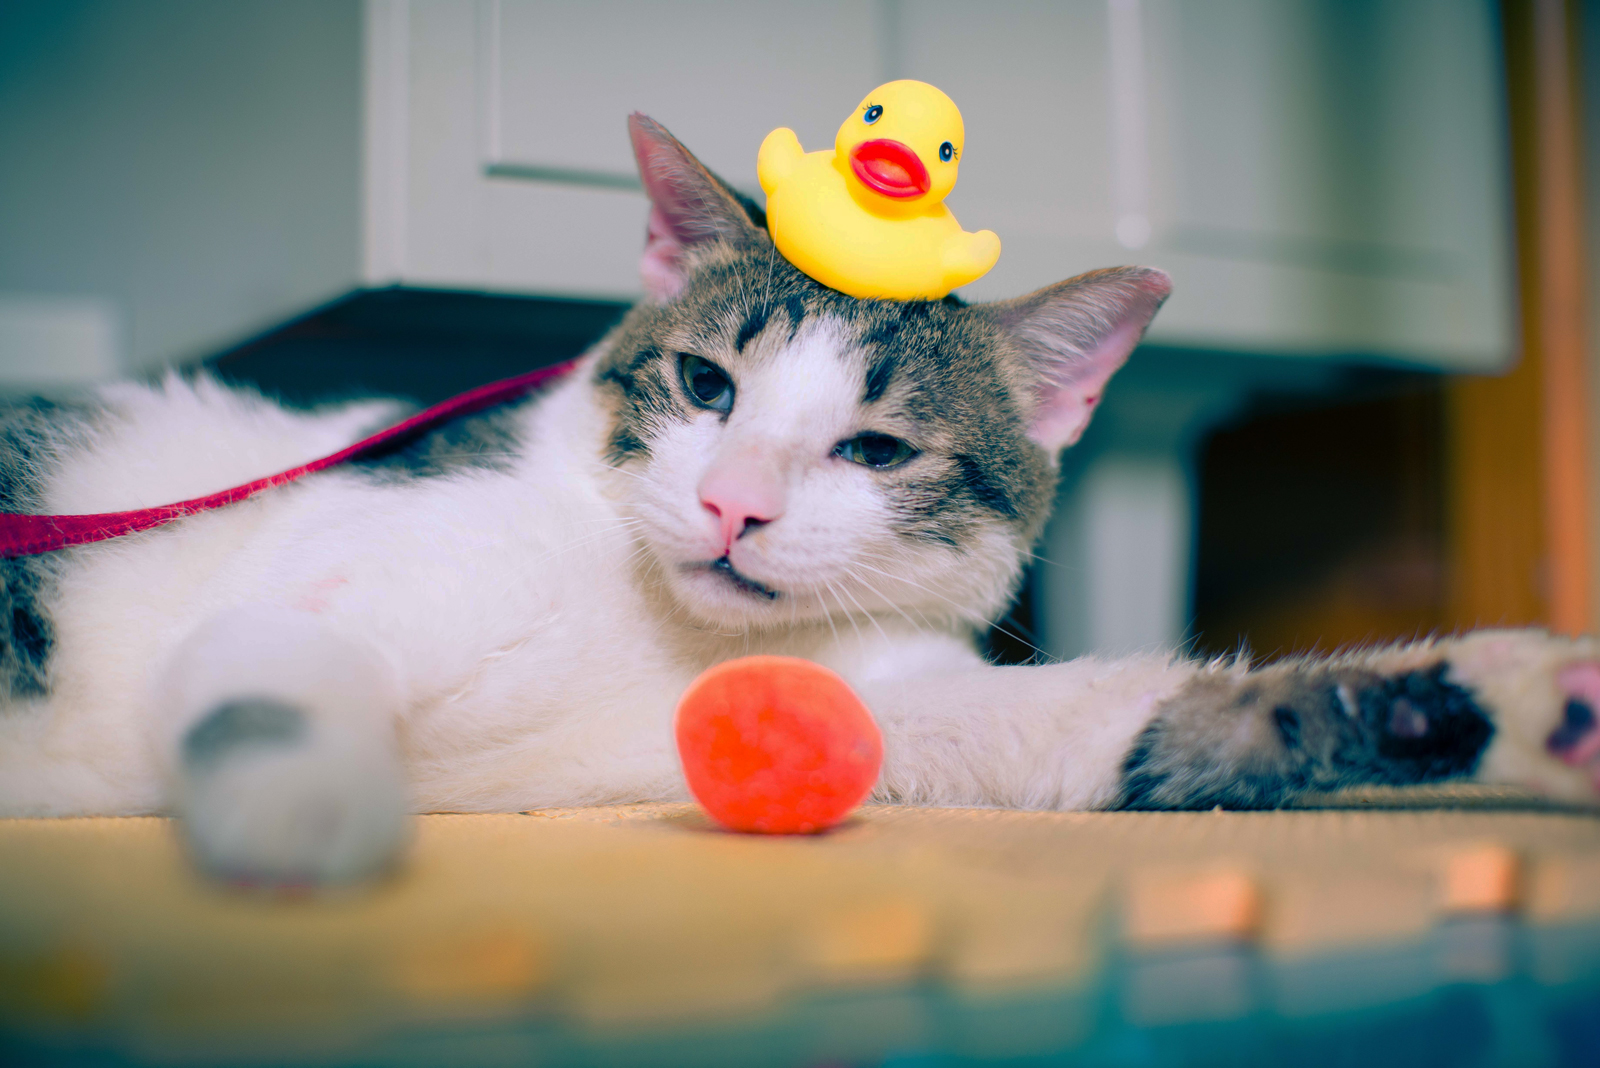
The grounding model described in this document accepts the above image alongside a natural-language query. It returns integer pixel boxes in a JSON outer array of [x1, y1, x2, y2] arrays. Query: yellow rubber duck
[[758, 80, 1000, 301]]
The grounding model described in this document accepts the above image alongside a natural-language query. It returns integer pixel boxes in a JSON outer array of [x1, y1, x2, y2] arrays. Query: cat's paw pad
[[177, 699, 409, 887], [1340, 664, 1495, 779], [1545, 663, 1600, 785]]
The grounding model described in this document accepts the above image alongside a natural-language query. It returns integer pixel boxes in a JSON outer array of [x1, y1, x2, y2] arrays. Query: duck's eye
[[679, 354, 734, 413], [836, 433, 917, 469], [939, 141, 954, 163], [863, 104, 883, 124]]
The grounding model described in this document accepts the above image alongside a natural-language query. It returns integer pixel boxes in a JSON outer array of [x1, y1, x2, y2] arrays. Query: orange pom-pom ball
[[675, 655, 883, 834]]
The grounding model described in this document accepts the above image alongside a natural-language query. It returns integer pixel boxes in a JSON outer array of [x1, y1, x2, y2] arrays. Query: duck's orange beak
[[849, 139, 930, 199]]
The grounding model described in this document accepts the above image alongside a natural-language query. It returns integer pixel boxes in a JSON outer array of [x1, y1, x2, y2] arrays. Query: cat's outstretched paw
[[1443, 630, 1600, 803], [177, 698, 409, 887], [1116, 654, 1497, 810], [1117, 629, 1600, 810]]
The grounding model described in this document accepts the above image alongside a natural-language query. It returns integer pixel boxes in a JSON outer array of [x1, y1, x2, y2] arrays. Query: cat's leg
[[856, 629, 1600, 811], [852, 639, 1200, 810], [1112, 628, 1600, 808], [156, 605, 409, 884]]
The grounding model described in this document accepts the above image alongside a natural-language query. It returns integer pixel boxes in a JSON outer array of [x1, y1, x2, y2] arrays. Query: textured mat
[[3, 802, 1600, 1065]]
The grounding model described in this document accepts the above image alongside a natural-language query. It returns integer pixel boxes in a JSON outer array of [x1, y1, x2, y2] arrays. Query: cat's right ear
[[986, 266, 1172, 454], [628, 113, 764, 301]]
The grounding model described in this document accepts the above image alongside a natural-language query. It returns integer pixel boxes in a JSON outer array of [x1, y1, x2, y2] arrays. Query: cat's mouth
[[692, 557, 780, 601]]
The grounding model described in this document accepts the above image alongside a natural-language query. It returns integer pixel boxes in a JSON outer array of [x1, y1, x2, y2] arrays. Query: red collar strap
[[0, 359, 580, 558]]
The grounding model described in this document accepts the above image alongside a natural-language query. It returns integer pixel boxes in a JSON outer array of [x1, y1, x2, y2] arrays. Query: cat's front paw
[[177, 698, 410, 887], [1439, 629, 1600, 803], [1116, 653, 1496, 810]]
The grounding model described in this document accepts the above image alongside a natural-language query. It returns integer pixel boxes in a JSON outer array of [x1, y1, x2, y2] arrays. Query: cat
[[0, 114, 1597, 886]]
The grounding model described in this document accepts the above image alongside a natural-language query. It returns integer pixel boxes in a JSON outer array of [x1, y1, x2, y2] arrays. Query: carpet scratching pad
[[674, 655, 883, 834]]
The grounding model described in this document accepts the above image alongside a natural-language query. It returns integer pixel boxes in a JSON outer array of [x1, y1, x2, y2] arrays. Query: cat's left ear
[[628, 113, 766, 301], [985, 266, 1172, 453]]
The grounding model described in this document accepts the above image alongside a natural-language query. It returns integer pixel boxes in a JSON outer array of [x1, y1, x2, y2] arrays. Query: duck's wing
[[757, 128, 806, 196], [943, 229, 1002, 287]]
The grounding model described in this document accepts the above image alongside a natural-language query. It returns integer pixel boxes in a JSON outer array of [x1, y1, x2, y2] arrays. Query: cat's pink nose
[[698, 468, 783, 550]]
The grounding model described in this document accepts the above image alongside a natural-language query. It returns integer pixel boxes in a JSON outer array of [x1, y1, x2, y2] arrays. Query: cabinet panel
[[1162, 0, 1503, 254], [1145, 0, 1509, 365], [490, 0, 882, 191], [396, 0, 654, 296], [898, 0, 1116, 243]]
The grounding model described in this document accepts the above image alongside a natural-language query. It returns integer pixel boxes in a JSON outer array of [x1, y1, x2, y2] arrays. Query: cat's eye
[[863, 104, 883, 124], [679, 354, 734, 413], [836, 433, 917, 469], [939, 141, 954, 162]]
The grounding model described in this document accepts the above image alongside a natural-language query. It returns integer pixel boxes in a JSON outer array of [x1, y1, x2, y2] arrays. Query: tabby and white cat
[[1, 116, 1597, 884]]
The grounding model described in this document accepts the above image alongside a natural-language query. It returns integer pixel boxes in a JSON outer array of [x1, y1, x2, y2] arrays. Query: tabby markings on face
[[594, 245, 1054, 633]]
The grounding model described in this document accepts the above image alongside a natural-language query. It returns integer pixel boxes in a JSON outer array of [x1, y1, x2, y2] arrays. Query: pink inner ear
[[1028, 317, 1142, 453], [640, 205, 688, 302]]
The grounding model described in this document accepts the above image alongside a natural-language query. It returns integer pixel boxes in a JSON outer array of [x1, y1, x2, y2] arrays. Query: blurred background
[[0, 0, 1595, 664]]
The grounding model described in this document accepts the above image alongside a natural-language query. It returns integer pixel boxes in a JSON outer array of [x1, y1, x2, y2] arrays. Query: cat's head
[[593, 114, 1169, 635]]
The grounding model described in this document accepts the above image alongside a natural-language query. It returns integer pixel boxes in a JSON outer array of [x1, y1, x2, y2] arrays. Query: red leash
[[0, 359, 579, 558]]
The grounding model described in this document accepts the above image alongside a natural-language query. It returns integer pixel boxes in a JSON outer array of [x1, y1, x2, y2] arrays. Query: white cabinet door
[[1143, 0, 1511, 368], [377, 0, 1511, 369], [375, 0, 887, 301], [490, 0, 881, 191]]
